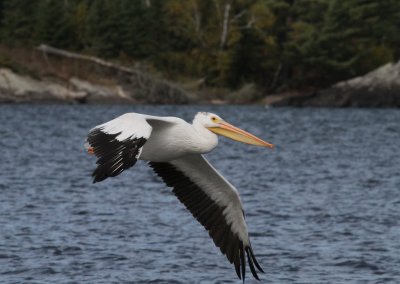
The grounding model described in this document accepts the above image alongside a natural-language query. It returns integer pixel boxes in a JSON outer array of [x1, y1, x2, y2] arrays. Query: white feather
[[170, 154, 249, 244], [97, 113, 153, 141]]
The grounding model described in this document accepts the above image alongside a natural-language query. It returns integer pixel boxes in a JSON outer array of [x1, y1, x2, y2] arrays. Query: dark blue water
[[0, 105, 399, 283]]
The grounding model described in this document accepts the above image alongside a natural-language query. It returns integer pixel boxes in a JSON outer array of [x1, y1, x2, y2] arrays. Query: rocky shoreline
[[0, 45, 191, 105], [1, 45, 399, 107], [270, 61, 400, 108], [0, 68, 191, 104]]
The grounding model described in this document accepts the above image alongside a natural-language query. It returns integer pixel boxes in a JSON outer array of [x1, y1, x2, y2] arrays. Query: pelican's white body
[[142, 118, 218, 162], [98, 113, 219, 162]]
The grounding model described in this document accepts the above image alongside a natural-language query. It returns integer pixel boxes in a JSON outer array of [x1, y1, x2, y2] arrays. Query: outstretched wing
[[86, 113, 153, 183], [149, 154, 263, 281]]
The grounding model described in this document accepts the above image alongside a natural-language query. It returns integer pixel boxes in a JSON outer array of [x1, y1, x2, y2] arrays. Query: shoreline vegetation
[[1, 45, 400, 107], [1, 0, 400, 107], [0, 45, 190, 104]]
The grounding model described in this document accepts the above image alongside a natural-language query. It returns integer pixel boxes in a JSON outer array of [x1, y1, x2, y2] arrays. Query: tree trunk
[[220, 2, 231, 50]]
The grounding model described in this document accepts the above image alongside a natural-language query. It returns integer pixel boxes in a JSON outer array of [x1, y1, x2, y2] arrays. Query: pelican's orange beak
[[208, 120, 274, 148]]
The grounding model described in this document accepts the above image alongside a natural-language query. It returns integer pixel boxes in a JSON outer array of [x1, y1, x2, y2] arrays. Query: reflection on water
[[0, 105, 399, 283]]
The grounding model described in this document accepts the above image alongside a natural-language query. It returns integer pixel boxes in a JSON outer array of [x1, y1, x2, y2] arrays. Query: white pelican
[[85, 112, 274, 281]]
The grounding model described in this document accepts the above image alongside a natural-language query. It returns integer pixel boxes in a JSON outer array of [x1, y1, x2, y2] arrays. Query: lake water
[[0, 105, 399, 283]]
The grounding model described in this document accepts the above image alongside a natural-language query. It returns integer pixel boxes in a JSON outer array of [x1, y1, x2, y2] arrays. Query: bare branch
[[213, 0, 222, 23], [190, 0, 201, 35], [220, 2, 231, 50], [230, 9, 248, 23]]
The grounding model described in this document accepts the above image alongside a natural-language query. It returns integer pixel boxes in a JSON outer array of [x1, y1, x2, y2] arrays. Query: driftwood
[[37, 44, 142, 76], [36, 44, 191, 104]]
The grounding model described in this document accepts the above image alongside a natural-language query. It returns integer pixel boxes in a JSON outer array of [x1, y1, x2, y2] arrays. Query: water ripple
[[0, 105, 399, 283]]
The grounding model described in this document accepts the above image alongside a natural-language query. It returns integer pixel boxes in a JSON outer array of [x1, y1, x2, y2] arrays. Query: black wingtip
[[239, 242, 246, 282], [234, 249, 241, 280], [246, 247, 260, 280], [248, 245, 264, 273], [92, 171, 106, 183], [235, 265, 241, 280]]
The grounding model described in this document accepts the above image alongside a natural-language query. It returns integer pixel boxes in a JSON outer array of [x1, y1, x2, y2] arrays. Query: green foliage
[[85, 0, 121, 57], [0, 0, 399, 91], [35, 0, 74, 48], [0, 0, 37, 45]]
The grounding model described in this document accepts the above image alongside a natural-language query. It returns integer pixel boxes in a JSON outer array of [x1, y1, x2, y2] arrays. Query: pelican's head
[[194, 112, 274, 148]]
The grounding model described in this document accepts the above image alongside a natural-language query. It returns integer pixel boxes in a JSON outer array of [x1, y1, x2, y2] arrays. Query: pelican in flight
[[85, 112, 273, 281]]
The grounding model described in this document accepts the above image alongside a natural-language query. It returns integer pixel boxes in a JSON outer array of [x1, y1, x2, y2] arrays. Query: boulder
[[0, 68, 85, 103], [0, 68, 191, 104], [68, 77, 131, 103], [270, 61, 400, 107], [311, 61, 400, 107]]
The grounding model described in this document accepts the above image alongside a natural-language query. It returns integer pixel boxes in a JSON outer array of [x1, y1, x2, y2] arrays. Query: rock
[[264, 91, 316, 107], [35, 45, 192, 104], [320, 61, 400, 107], [69, 77, 130, 103], [123, 74, 191, 104], [230, 83, 262, 103], [70, 77, 109, 98], [0, 68, 191, 104], [0, 68, 85, 103], [271, 61, 400, 107], [307, 61, 400, 107], [270, 61, 400, 107]]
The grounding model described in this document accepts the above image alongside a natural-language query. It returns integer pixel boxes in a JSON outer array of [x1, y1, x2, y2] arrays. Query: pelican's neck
[[191, 118, 218, 153]]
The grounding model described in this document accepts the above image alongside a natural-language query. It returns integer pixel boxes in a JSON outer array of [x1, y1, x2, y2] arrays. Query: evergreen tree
[[0, 0, 38, 45], [306, 0, 398, 85], [34, 0, 74, 48], [0, 0, 4, 24], [121, 0, 166, 59], [70, 0, 91, 50], [227, 1, 277, 89], [86, 0, 122, 57]]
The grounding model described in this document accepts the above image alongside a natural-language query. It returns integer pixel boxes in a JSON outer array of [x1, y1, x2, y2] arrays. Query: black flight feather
[[149, 161, 263, 281]]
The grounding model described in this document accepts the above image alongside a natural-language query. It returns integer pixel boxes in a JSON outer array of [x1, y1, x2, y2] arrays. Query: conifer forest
[[1, 0, 399, 92]]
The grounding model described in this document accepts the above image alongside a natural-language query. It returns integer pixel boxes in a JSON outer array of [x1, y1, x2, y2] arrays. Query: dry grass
[[0, 45, 119, 85]]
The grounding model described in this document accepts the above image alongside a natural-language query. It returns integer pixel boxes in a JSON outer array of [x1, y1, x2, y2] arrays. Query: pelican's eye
[[211, 116, 218, 122]]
